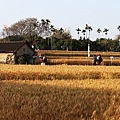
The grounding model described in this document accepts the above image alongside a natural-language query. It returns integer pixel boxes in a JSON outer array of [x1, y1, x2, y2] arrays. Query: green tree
[[37, 19, 54, 38], [1, 18, 54, 48], [2, 18, 38, 43]]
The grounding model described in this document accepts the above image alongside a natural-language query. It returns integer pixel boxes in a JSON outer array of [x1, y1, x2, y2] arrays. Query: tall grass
[[0, 64, 120, 120], [36, 50, 120, 65], [0, 79, 120, 120], [0, 65, 120, 80]]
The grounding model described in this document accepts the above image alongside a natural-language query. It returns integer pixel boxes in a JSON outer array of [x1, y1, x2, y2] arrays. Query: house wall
[[0, 53, 15, 64], [16, 44, 35, 56], [0, 44, 35, 64]]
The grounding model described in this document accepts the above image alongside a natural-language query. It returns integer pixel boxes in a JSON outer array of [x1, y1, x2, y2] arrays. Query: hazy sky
[[0, 0, 120, 40]]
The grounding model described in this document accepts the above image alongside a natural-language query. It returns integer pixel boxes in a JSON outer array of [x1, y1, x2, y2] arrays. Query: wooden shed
[[0, 40, 36, 64]]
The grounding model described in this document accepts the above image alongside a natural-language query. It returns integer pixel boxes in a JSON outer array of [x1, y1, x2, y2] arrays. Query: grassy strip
[[0, 65, 120, 80], [36, 50, 120, 65], [47, 58, 120, 65], [38, 50, 120, 57], [0, 80, 120, 120]]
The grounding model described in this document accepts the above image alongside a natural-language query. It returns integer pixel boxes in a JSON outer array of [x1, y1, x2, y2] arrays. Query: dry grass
[[0, 64, 120, 80], [0, 79, 120, 120], [0, 64, 120, 120], [39, 50, 120, 57], [36, 50, 120, 65]]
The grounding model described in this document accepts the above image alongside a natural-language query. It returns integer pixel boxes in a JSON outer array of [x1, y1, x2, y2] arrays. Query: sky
[[0, 0, 120, 40]]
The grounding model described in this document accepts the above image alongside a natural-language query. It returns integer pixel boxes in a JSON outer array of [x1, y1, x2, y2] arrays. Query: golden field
[[1, 64, 120, 80], [0, 64, 120, 120], [36, 50, 120, 65]]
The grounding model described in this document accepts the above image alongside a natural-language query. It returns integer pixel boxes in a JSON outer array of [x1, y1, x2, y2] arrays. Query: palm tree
[[103, 28, 109, 36], [85, 24, 89, 39], [85, 24, 92, 57], [117, 25, 120, 30], [46, 19, 50, 24], [59, 28, 64, 40], [49, 25, 55, 50], [41, 19, 45, 26], [117, 25, 120, 34], [117, 26, 120, 51], [39, 19, 52, 38], [76, 28, 81, 40], [41, 19, 50, 26], [59, 28, 64, 33], [82, 29, 86, 40], [85, 24, 92, 40], [88, 26, 92, 39], [97, 28, 102, 39], [103, 28, 109, 51]]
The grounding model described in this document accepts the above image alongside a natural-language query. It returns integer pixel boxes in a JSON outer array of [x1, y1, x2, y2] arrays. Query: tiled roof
[[0, 40, 34, 53]]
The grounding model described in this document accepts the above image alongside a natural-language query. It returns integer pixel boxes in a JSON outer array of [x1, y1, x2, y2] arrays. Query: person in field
[[93, 54, 97, 65], [42, 56, 47, 63], [40, 55, 47, 64], [93, 54, 103, 65]]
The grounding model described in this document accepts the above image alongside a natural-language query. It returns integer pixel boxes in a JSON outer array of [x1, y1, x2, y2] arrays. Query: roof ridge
[[0, 40, 26, 43], [0, 40, 35, 53]]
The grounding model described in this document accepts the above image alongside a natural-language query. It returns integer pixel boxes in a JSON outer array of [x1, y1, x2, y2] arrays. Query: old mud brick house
[[0, 41, 36, 64]]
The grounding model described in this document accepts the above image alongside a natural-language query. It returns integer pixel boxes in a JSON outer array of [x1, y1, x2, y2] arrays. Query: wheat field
[[0, 64, 120, 80], [0, 64, 120, 120]]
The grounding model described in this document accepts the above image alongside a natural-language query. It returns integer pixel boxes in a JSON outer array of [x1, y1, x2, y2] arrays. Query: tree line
[[1, 18, 120, 51]]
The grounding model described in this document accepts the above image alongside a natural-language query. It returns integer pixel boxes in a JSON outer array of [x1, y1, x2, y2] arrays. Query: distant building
[[0, 40, 36, 64]]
